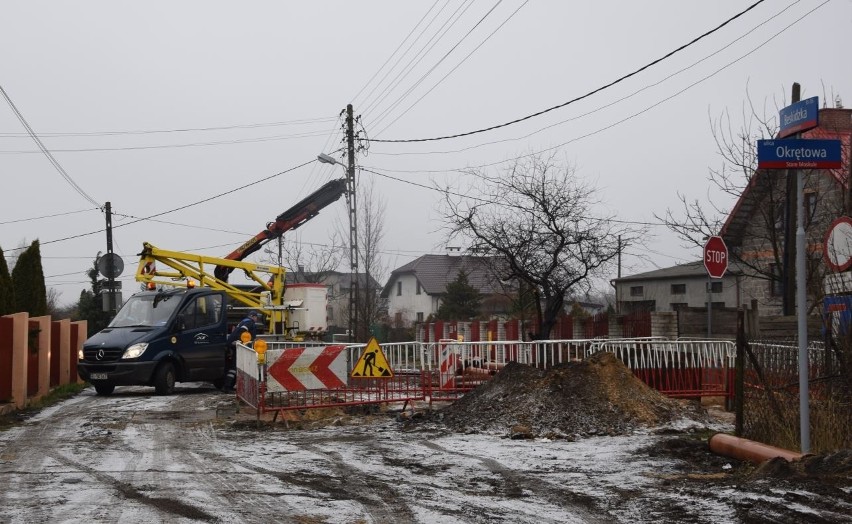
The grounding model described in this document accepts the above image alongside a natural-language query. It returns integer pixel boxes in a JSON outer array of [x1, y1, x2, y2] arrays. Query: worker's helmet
[[248, 310, 260, 319]]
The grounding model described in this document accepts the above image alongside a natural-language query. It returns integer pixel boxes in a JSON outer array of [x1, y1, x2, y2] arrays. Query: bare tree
[[656, 88, 847, 313], [263, 232, 344, 283], [441, 152, 642, 339]]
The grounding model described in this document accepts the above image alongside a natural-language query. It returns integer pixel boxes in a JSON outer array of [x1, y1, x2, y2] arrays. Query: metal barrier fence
[[595, 339, 736, 398], [741, 338, 850, 452], [235, 337, 737, 417]]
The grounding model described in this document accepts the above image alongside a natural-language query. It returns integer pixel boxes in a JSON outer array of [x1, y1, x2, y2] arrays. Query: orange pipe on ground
[[708, 433, 803, 464]]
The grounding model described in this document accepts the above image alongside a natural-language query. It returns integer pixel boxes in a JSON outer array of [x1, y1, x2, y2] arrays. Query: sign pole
[[796, 160, 810, 454]]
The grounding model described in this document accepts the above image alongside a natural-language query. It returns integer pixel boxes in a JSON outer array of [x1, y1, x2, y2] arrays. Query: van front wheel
[[153, 362, 176, 395], [94, 383, 115, 396]]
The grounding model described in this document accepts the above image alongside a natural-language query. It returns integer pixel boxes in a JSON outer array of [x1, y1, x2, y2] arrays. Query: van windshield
[[109, 294, 180, 328]]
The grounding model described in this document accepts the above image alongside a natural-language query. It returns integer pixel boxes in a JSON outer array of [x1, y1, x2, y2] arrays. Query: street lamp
[[318, 152, 358, 343]]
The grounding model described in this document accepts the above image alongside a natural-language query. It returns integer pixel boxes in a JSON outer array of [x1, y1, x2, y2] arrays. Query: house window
[[709, 281, 723, 293], [396, 281, 402, 296], [416, 281, 422, 295], [769, 263, 783, 296], [804, 191, 817, 227], [630, 286, 643, 297], [670, 303, 688, 311], [394, 312, 402, 327], [670, 284, 686, 295], [416, 312, 424, 323]]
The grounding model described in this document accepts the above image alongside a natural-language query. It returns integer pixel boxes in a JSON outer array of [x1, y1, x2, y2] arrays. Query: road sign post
[[703, 236, 728, 279]]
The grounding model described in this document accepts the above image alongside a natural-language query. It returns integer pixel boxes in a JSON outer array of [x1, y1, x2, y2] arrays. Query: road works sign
[[757, 139, 842, 170], [778, 96, 819, 138], [704, 236, 729, 279], [266, 345, 347, 391], [351, 337, 393, 378]]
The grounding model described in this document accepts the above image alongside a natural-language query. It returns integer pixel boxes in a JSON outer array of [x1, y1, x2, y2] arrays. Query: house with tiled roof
[[615, 106, 852, 316], [380, 250, 512, 327]]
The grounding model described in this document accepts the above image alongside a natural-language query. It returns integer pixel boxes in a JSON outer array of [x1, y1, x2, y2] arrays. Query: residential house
[[613, 260, 743, 313], [381, 251, 512, 327], [614, 106, 851, 316]]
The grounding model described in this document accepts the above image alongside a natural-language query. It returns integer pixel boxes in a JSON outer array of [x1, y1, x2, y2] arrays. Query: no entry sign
[[704, 236, 729, 279]]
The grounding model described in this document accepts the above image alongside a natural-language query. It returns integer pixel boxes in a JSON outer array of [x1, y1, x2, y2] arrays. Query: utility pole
[[346, 104, 359, 342], [782, 84, 801, 315], [104, 202, 117, 315]]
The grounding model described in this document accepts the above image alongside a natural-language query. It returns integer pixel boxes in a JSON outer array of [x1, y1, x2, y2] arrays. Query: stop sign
[[704, 236, 729, 278]]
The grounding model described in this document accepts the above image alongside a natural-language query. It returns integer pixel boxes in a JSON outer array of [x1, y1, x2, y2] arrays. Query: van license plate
[[90, 373, 108, 380]]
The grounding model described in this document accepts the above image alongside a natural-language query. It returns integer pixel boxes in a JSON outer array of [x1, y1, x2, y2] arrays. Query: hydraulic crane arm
[[214, 178, 347, 281]]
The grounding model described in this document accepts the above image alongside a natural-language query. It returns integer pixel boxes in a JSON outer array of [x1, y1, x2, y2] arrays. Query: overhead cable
[[370, 0, 767, 143]]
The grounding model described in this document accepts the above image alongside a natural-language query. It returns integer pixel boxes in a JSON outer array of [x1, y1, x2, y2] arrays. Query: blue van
[[78, 287, 229, 395]]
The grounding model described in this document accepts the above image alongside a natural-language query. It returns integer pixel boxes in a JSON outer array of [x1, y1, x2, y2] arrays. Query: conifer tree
[[0, 246, 15, 315], [436, 270, 481, 320], [11, 240, 47, 316]]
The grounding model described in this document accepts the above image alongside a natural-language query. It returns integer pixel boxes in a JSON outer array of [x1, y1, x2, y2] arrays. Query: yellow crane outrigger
[[135, 242, 291, 337]]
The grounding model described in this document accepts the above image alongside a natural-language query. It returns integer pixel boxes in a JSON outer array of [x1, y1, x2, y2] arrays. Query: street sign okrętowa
[[704, 236, 728, 279], [757, 139, 843, 170]]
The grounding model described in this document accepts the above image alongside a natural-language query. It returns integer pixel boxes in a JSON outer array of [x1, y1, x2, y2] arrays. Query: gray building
[[613, 260, 743, 313]]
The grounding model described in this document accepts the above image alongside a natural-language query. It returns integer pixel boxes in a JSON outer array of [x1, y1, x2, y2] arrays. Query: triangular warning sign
[[351, 337, 394, 378]]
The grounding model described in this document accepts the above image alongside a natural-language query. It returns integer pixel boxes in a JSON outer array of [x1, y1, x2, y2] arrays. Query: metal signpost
[[703, 236, 728, 337], [755, 94, 844, 454]]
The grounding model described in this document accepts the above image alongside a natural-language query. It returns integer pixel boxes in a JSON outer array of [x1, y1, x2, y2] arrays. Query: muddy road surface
[[0, 384, 850, 523]]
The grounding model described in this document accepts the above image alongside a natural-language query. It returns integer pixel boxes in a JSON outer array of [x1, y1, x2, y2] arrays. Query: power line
[[5, 158, 317, 253], [358, 165, 669, 228], [363, 0, 826, 177], [0, 83, 102, 207], [0, 129, 335, 155], [352, 0, 443, 107], [375, 0, 529, 135], [367, 0, 488, 126], [370, 0, 767, 143], [371, 0, 801, 157], [0, 208, 99, 225], [0, 116, 338, 138]]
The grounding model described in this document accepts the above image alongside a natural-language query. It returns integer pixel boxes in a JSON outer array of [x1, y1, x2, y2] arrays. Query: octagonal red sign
[[704, 236, 728, 278]]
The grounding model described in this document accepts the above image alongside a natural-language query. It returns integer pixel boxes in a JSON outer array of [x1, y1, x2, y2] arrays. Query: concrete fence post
[[31, 316, 51, 398]]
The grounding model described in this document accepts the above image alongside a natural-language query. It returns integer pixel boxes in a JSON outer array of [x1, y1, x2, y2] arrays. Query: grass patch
[[0, 383, 87, 432]]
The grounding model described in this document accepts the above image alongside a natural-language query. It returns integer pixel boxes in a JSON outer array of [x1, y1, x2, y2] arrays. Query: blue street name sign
[[778, 96, 818, 138], [757, 139, 842, 170]]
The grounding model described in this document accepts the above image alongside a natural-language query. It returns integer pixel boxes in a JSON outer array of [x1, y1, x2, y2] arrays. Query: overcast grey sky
[[2, 1, 851, 306]]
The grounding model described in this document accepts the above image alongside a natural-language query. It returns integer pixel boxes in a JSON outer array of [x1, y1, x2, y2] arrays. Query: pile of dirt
[[750, 449, 852, 482], [439, 352, 710, 439]]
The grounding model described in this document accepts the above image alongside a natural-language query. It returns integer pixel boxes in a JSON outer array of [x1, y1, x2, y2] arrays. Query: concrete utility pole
[[104, 202, 117, 315], [346, 104, 359, 342], [782, 84, 801, 315]]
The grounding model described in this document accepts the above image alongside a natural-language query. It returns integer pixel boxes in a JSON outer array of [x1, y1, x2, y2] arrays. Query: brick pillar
[[31, 316, 51, 398], [573, 316, 585, 339], [650, 312, 677, 339], [5, 313, 29, 408], [51, 319, 70, 387], [608, 315, 623, 339]]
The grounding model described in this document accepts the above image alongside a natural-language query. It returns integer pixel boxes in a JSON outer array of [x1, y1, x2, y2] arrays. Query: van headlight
[[122, 343, 149, 359], [78, 348, 84, 360]]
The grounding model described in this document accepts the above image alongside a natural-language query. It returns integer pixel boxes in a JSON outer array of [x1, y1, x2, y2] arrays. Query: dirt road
[[0, 384, 849, 523]]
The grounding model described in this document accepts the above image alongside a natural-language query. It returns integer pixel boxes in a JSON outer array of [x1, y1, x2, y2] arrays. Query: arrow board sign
[[266, 345, 348, 392], [351, 337, 394, 378]]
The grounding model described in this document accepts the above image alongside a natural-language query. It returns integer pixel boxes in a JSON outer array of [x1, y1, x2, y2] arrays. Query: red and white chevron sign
[[266, 345, 347, 392]]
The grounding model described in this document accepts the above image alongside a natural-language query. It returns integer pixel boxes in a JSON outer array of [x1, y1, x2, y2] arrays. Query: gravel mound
[[440, 351, 709, 439]]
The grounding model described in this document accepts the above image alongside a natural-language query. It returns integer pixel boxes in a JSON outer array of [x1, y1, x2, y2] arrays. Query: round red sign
[[704, 236, 729, 278]]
